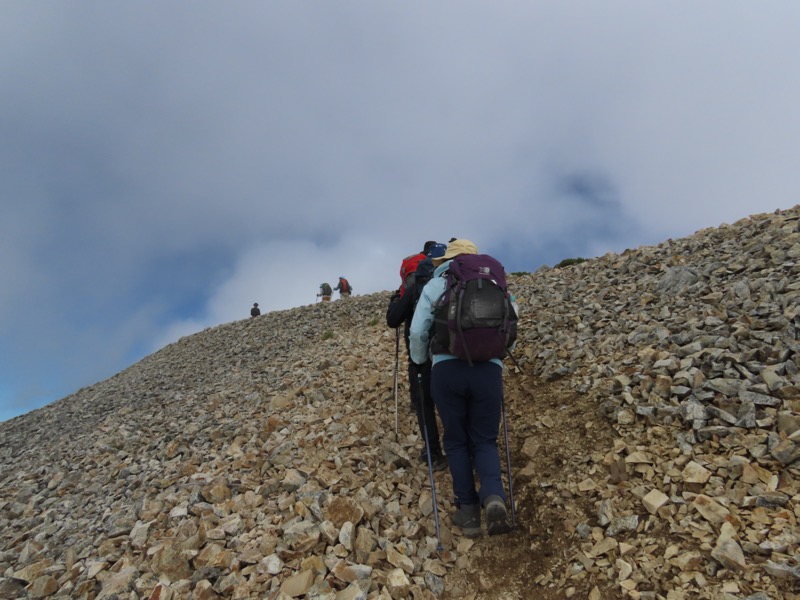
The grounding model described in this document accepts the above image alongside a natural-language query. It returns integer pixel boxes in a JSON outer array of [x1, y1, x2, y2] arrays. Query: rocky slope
[[1, 206, 799, 600]]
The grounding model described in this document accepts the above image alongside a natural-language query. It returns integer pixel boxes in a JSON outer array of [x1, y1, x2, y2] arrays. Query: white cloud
[[151, 234, 406, 352]]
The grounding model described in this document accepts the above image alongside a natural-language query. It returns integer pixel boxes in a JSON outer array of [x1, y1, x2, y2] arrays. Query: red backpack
[[399, 253, 426, 297]]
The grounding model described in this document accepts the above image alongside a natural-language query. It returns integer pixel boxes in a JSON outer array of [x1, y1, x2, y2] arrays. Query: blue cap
[[426, 243, 447, 259]]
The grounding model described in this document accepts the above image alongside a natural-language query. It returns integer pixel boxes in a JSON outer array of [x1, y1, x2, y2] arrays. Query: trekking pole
[[500, 392, 516, 528], [417, 372, 443, 551], [506, 350, 523, 373], [393, 328, 400, 438]]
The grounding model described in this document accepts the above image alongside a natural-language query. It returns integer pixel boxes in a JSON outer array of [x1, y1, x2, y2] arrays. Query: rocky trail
[[1, 207, 799, 599]]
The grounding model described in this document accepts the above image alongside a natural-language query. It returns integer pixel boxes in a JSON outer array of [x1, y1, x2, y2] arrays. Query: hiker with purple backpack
[[409, 239, 517, 537]]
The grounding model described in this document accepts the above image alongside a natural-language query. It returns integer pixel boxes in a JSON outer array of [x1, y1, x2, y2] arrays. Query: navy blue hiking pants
[[430, 359, 506, 507]]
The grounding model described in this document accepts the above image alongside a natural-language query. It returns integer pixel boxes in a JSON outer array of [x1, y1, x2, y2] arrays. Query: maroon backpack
[[431, 254, 517, 364]]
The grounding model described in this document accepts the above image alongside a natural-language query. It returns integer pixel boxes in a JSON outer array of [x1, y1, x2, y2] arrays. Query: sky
[[2, 2, 799, 423]]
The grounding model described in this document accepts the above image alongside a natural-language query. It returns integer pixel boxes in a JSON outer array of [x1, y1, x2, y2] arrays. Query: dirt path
[[441, 373, 622, 599]]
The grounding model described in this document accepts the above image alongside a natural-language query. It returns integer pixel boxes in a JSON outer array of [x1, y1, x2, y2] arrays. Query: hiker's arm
[[409, 279, 441, 364], [386, 290, 411, 328]]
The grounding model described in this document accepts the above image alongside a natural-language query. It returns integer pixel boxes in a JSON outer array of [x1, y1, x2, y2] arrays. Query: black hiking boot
[[484, 495, 512, 535], [419, 448, 448, 472], [452, 503, 481, 538], [430, 453, 448, 472]]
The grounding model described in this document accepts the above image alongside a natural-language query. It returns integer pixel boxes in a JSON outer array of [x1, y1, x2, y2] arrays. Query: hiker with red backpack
[[395, 240, 437, 297], [386, 242, 448, 472], [334, 276, 352, 298], [409, 239, 517, 537]]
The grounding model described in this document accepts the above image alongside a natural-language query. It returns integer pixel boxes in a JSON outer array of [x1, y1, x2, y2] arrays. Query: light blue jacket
[[409, 259, 503, 367]]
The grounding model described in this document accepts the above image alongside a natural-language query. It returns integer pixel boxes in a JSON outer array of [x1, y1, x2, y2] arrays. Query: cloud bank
[[1, 2, 798, 421]]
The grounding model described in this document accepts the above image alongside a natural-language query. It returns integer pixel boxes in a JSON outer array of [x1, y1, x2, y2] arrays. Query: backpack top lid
[[447, 252, 507, 289]]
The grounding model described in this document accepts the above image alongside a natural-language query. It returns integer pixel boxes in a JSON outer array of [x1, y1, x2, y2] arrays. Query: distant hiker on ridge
[[317, 283, 333, 302], [250, 303, 261, 318], [334, 276, 352, 298]]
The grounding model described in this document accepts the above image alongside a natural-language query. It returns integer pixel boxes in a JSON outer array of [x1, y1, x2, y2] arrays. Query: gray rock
[[606, 515, 639, 537], [658, 267, 700, 295]]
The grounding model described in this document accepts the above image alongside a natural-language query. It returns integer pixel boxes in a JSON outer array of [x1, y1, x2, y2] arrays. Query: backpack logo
[[432, 254, 517, 364]]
